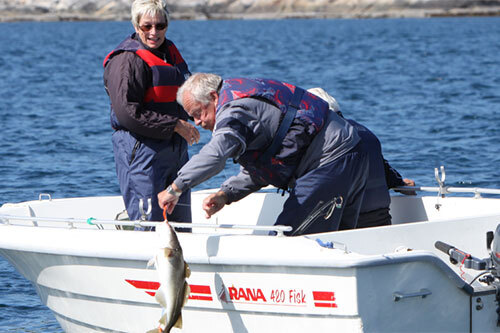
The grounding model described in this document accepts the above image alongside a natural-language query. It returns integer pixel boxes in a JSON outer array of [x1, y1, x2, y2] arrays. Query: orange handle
[[163, 206, 168, 222]]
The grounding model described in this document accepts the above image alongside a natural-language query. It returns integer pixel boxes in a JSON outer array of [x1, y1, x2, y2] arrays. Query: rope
[[458, 251, 471, 281], [86, 217, 104, 230]]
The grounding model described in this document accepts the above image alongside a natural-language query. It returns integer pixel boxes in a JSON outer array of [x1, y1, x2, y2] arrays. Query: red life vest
[[103, 34, 190, 127], [216, 78, 329, 189]]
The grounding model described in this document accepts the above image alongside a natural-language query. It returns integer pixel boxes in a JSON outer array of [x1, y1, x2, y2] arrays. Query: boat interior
[[1, 188, 500, 255]]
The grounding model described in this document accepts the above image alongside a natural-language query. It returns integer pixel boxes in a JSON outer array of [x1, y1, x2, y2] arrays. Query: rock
[[1, 0, 499, 22]]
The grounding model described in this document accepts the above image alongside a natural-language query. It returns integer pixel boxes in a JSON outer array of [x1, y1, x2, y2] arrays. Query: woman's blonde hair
[[131, 0, 170, 30]]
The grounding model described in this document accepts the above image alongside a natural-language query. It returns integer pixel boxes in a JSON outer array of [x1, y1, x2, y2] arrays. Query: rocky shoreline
[[1, 0, 500, 22]]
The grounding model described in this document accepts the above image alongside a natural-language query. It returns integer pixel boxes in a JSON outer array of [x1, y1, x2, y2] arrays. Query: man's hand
[[395, 178, 417, 196], [175, 119, 200, 146], [202, 191, 228, 218], [158, 186, 181, 214]]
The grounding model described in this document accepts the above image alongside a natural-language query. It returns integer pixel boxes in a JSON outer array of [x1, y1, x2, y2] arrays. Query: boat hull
[[2, 191, 500, 332], [1, 219, 499, 332]]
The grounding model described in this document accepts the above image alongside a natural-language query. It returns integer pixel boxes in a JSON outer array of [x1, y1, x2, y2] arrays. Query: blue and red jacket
[[103, 35, 190, 129], [216, 78, 329, 189]]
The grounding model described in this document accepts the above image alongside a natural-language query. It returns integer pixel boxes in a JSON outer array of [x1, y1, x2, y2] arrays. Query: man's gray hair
[[307, 87, 341, 113], [177, 73, 223, 107], [131, 0, 170, 30]]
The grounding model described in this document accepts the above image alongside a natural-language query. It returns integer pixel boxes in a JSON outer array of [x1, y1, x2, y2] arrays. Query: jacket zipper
[[129, 141, 140, 165]]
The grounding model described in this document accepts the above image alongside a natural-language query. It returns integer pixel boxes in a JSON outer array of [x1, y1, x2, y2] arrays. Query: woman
[[103, 0, 199, 228]]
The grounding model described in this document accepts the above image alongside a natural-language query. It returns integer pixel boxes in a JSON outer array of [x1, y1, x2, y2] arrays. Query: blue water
[[0, 17, 499, 331]]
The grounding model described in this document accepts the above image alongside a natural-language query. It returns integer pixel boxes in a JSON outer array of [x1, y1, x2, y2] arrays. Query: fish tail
[[174, 313, 183, 328]]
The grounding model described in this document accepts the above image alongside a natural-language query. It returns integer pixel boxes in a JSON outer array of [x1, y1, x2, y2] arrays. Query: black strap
[[216, 79, 223, 94], [259, 87, 305, 163]]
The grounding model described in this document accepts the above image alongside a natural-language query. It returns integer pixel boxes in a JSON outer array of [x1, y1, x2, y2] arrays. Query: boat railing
[[0, 214, 292, 236], [392, 166, 500, 198], [392, 186, 500, 198]]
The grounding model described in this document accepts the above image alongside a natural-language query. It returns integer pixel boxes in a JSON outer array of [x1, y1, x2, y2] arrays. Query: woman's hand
[[202, 191, 228, 219], [175, 119, 200, 146]]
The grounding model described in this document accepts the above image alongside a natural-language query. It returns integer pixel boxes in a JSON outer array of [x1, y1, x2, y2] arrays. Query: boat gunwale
[[0, 223, 473, 295]]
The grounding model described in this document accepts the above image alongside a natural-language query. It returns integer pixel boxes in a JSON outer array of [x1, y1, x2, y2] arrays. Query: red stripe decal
[[190, 285, 211, 294], [312, 291, 335, 301], [188, 295, 213, 301], [126, 279, 160, 290], [314, 302, 338, 308], [126, 280, 213, 301], [189, 284, 212, 301]]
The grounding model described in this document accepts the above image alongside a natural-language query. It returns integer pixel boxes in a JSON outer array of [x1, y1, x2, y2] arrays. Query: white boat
[[2, 168, 500, 333]]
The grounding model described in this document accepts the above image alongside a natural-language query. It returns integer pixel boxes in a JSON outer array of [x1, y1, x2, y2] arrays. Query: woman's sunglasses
[[139, 23, 167, 32]]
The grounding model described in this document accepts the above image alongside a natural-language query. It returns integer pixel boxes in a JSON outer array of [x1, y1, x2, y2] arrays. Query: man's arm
[[172, 131, 244, 192], [159, 131, 243, 212], [201, 170, 267, 218], [220, 168, 267, 204], [384, 159, 416, 195]]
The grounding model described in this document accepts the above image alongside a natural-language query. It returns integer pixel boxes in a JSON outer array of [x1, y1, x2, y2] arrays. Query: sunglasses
[[139, 23, 167, 32]]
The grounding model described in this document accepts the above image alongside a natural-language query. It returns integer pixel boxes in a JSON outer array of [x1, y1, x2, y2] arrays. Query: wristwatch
[[166, 185, 182, 198]]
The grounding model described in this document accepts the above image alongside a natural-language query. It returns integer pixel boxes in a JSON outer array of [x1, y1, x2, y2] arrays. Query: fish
[[147, 221, 190, 333]]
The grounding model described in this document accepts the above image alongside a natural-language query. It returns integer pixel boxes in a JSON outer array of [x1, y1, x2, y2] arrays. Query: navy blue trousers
[[112, 130, 191, 227], [276, 143, 369, 235]]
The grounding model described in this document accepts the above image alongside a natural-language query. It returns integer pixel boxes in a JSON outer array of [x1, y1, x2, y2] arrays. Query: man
[[308, 88, 416, 228], [158, 73, 369, 235]]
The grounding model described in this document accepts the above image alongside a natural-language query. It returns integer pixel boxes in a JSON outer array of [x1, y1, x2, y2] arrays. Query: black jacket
[[103, 34, 189, 140]]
